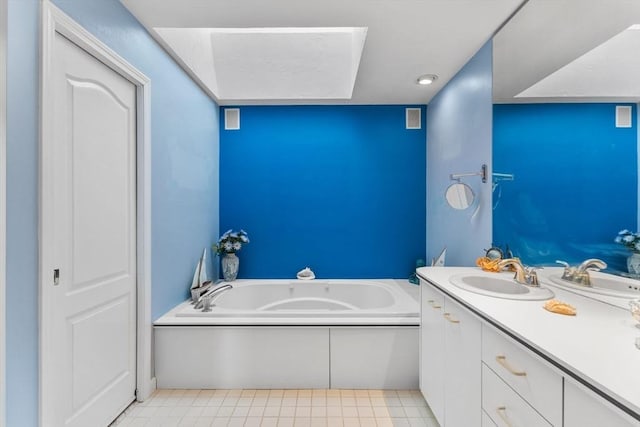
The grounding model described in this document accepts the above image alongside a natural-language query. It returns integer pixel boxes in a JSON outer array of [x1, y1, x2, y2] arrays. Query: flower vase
[[221, 253, 239, 281], [627, 252, 640, 275]]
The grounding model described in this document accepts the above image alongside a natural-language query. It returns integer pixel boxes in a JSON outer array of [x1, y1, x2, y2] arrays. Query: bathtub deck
[[110, 389, 439, 427]]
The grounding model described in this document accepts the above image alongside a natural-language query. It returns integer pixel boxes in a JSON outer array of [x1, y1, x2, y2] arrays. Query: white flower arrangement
[[213, 229, 249, 255], [614, 229, 640, 253]]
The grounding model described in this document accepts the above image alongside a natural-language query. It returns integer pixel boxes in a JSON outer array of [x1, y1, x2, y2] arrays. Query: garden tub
[[154, 279, 420, 389]]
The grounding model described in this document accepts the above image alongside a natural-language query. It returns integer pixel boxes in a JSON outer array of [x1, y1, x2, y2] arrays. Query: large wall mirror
[[492, 0, 640, 274]]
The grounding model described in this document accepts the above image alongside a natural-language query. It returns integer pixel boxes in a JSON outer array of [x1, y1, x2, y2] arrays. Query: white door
[[47, 31, 137, 427]]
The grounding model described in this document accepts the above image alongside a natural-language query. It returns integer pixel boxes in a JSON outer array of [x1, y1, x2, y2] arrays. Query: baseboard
[[137, 377, 157, 401]]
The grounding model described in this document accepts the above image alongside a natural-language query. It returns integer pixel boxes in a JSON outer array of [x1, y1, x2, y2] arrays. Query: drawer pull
[[429, 300, 442, 309], [496, 355, 527, 376], [496, 406, 513, 427], [443, 313, 460, 323]]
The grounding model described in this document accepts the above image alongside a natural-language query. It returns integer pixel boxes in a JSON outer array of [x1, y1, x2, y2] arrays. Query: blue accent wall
[[220, 105, 426, 279], [6, 0, 219, 424], [426, 41, 493, 265], [493, 103, 637, 271]]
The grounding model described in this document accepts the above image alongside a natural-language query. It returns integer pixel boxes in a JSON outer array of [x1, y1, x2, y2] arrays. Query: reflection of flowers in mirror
[[614, 229, 640, 253], [213, 229, 249, 255]]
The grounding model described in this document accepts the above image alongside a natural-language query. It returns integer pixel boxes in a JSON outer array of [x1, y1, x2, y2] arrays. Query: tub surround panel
[[155, 325, 419, 390], [426, 40, 493, 266], [220, 105, 426, 279], [330, 328, 419, 389], [155, 327, 331, 389], [493, 103, 637, 271]]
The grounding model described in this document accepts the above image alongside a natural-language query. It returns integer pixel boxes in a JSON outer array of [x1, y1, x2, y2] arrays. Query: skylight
[[155, 27, 368, 102]]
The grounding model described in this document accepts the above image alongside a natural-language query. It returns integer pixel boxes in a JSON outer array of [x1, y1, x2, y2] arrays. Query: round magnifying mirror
[[445, 182, 475, 210], [485, 247, 504, 260]]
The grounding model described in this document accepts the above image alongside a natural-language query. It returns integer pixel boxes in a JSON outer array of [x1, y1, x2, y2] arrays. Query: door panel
[[68, 79, 133, 289], [70, 296, 131, 409], [50, 32, 137, 427]]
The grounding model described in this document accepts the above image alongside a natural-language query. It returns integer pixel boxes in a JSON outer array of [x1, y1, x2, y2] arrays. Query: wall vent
[[406, 108, 421, 129], [615, 105, 632, 128], [225, 108, 240, 130]]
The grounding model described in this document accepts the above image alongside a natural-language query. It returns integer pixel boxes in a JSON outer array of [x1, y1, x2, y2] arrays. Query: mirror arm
[[450, 163, 487, 184]]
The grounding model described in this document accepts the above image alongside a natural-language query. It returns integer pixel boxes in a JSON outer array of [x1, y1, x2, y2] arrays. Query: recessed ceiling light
[[416, 74, 438, 85]]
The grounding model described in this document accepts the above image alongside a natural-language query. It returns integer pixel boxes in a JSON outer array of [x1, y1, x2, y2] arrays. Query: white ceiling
[[120, 0, 524, 105], [493, 0, 640, 103]]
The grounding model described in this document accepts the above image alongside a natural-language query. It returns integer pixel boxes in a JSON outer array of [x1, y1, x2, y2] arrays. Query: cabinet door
[[444, 296, 482, 427], [564, 378, 640, 427], [420, 282, 446, 426]]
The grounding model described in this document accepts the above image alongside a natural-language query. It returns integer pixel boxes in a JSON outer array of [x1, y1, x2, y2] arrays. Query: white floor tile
[[277, 417, 295, 427], [245, 416, 262, 427], [263, 406, 281, 417], [232, 407, 251, 417], [194, 417, 215, 427], [112, 390, 440, 427], [212, 417, 230, 427], [261, 417, 279, 427]]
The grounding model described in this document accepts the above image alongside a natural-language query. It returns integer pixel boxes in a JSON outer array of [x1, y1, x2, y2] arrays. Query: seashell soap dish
[[297, 267, 316, 280]]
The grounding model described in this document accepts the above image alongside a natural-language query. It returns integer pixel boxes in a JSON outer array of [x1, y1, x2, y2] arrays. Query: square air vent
[[225, 108, 240, 130], [406, 108, 421, 129], [616, 105, 632, 128]]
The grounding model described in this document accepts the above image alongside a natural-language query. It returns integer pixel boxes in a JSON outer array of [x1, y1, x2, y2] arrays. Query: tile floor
[[110, 389, 440, 427]]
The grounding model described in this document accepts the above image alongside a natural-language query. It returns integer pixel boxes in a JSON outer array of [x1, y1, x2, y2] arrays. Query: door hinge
[[53, 269, 60, 286]]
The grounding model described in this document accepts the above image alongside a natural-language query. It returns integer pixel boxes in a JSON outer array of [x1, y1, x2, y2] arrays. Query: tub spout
[[195, 283, 233, 311]]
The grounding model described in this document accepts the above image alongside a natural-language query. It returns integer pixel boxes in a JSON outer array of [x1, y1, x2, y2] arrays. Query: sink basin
[[548, 273, 640, 299], [449, 274, 555, 301]]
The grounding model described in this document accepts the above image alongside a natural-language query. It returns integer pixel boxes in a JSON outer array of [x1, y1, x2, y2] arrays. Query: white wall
[[426, 41, 493, 266]]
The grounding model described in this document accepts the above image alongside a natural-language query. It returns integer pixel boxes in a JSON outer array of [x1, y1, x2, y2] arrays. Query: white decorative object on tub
[[296, 267, 315, 280]]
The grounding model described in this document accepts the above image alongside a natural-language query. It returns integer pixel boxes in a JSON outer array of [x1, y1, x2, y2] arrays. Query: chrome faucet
[[555, 259, 607, 287], [497, 258, 540, 287], [194, 283, 233, 311]]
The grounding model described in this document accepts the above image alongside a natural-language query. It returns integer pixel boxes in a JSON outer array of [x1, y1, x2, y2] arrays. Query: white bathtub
[[155, 279, 419, 325], [154, 279, 420, 389]]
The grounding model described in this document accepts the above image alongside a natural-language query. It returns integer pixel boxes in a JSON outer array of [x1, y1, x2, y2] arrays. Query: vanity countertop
[[417, 266, 640, 420]]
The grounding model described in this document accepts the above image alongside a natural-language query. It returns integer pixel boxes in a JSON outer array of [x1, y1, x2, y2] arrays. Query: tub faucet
[[556, 259, 606, 287], [194, 283, 233, 312], [497, 258, 540, 287]]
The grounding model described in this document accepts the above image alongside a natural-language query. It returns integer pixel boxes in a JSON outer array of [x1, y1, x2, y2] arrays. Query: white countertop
[[417, 266, 640, 420]]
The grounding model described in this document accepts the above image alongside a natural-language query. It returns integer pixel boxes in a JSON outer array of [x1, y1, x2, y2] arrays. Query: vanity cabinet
[[419, 277, 640, 427], [420, 283, 481, 427], [564, 378, 638, 427]]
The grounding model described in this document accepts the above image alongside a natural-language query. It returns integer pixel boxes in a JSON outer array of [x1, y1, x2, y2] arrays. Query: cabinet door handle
[[496, 406, 513, 427], [443, 312, 460, 323], [428, 300, 442, 309], [496, 355, 527, 376]]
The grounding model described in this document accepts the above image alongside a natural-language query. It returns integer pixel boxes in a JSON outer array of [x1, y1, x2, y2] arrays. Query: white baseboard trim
[[137, 377, 157, 402]]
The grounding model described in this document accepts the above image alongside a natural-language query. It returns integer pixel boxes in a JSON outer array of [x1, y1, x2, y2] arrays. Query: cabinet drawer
[[482, 364, 552, 427], [482, 325, 562, 426]]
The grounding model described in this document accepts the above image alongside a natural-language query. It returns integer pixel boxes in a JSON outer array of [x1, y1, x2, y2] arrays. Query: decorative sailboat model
[[190, 248, 213, 303]]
